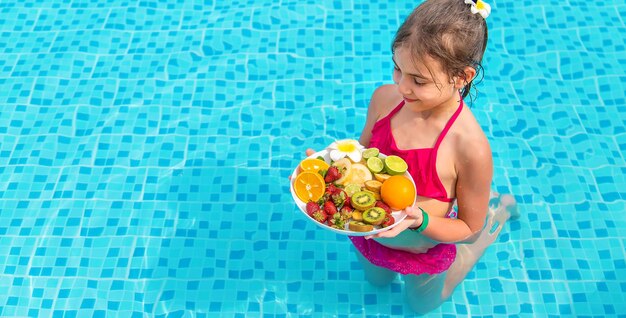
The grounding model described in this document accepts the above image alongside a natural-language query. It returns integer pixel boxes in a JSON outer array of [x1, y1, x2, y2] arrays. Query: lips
[[403, 97, 417, 103]]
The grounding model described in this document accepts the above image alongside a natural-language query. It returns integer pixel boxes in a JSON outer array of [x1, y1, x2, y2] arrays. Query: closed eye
[[393, 62, 427, 86]]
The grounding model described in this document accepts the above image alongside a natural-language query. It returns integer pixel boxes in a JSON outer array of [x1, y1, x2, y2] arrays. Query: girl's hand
[[365, 205, 424, 239]]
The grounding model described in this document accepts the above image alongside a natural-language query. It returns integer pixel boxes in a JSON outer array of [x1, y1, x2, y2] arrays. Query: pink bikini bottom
[[349, 236, 457, 275]]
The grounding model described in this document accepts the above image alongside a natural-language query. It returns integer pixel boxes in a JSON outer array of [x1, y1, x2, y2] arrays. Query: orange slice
[[299, 158, 330, 174], [293, 171, 326, 202]]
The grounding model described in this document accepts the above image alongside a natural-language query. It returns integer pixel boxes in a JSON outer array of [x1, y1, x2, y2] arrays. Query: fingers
[[404, 207, 423, 225], [404, 205, 421, 217]]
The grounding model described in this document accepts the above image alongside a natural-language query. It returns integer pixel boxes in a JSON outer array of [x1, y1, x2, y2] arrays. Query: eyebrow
[[392, 57, 427, 79]]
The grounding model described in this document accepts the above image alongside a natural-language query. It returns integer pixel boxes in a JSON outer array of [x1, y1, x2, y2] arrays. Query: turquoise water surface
[[0, 0, 625, 317]]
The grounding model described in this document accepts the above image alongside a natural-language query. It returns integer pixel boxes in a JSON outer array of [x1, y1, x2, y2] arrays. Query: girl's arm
[[368, 134, 493, 244]]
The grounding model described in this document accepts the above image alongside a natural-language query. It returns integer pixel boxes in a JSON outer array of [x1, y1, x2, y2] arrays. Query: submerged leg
[[353, 247, 397, 287], [489, 192, 519, 219], [403, 272, 447, 314], [442, 193, 516, 299], [501, 194, 519, 220]]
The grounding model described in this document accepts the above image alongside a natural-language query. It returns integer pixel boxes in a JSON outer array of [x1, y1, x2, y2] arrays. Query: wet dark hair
[[392, 0, 488, 101]]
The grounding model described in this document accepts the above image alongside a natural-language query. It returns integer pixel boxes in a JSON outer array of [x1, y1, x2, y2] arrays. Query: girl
[[309, 0, 516, 313]]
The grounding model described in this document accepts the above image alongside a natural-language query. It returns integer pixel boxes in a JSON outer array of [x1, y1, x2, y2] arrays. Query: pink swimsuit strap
[[425, 98, 463, 202], [433, 99, 464, 151], [370, 98, 464, 203]]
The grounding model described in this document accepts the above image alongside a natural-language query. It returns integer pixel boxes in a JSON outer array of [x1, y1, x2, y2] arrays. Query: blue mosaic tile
[[0, 0, 625, 317]]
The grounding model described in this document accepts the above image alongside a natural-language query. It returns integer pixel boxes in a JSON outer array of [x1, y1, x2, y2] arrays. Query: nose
[[396, 75, 412, 96]]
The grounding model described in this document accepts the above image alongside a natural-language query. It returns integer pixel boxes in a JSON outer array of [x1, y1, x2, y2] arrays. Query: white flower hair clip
[[464, 0, 491, 19]]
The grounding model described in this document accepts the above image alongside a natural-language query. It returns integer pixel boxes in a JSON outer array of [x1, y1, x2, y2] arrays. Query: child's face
[[392, 47, 459, 108]]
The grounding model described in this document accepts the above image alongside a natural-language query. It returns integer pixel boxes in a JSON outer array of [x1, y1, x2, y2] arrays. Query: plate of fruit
[[290, 139, 417, 236]]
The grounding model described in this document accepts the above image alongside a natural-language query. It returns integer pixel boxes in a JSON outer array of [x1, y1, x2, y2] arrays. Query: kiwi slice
[[362, 207, 386, 225], [349, 221, 374, 232], [350, 191, 376, 210]]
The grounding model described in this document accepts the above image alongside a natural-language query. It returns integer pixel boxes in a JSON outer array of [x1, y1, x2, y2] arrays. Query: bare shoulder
[[359, 84, 402, 146], [369, 84, 402, 119], [453, 108, 492, 168]]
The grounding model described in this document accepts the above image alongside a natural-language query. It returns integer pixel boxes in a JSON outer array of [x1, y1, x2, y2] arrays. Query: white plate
[[290, 149, 415, 236]]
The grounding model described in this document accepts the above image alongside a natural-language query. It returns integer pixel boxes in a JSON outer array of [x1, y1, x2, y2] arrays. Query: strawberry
[[340, 204, 353, 220], [306, 201, 320, 216], [375, 201, 392, 214], [382, 215, 395, 227], [325, 183, 342, 195], [331, 191, 346, 207], [323, 200, 338, 216], [340, 204, 353, 214], [311, 209, 327, 223], [328, 212, 345, 229], [324, 166, 342, 183], [344, 196, 353, 209]]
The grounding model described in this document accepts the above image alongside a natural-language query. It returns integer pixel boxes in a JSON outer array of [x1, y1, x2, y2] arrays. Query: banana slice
[[374, 173, 392, 183], [364, 180, 383, 193]]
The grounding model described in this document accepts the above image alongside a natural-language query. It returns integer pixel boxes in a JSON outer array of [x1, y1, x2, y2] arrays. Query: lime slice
[[384, 155, 408, 175], [362, 148, 380, 159], [366, 157, 384, 173], [343, 183, 362, 197]]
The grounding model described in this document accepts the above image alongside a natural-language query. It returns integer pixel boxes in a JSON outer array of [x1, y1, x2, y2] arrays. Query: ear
[[453, 66, 477, 89]]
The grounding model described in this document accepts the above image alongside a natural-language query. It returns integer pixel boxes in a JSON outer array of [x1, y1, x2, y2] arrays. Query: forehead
[[393, 46, 444, 76]]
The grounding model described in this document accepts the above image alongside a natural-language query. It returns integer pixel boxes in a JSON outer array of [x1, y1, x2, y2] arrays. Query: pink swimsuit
[[349, 99, 464, 275]]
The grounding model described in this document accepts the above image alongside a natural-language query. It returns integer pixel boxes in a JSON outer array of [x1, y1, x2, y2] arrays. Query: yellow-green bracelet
[[409, 207, 429, 233]]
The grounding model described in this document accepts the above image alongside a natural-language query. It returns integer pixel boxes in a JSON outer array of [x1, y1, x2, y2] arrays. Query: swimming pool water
[[0, 0, 625, 317]]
